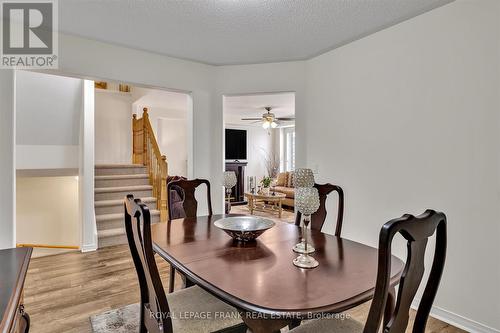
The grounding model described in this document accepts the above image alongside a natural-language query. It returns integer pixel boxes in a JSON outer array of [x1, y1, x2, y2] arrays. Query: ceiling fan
[[241, 107, 295, 129]]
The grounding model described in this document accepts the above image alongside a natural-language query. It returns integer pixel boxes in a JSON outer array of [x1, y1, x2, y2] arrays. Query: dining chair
[[289, 209, 447, 333], [295, 183, 344, 235], [124, 194, 246, 333], [167, 178, 213, 221], [167, 178, 213, 292]]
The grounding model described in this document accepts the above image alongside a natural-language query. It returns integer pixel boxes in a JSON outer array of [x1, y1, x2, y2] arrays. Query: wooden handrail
[[132, 108, 169, 221]]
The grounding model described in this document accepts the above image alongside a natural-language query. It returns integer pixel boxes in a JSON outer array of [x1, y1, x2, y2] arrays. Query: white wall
[[0, 70, 16, 249], [305, 0, 500, 331], [94, 90, 133, 164], [16, 70, 83, 171], [16, 176, 80, 253], [158, 117, 188, 176], [16, 145, 79, 170], [16, 71, 82, 146]]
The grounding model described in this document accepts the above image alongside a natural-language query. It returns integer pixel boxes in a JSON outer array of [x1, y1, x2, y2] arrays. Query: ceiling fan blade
[[241, 118, 262, 120], [276, 117, 295, 121]]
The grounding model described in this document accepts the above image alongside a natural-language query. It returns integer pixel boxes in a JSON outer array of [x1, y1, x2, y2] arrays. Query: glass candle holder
[[293, 187, 320, 269], [293, 214, 315, 254], [294, 168, 315, 188], [293, 168, 316, 254], [223, 171, 237, 212], [250, 176, 256, 193]]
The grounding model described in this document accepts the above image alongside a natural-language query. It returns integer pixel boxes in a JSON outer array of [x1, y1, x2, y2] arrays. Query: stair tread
[[98, 216, 160, 238], [96, 209, 160, 222], [95, 164, 145, 169], [94, 185, 153, 193], [95, 197, 156, 207], [95, 174, 149, 180], [98, 228, 126, 238]]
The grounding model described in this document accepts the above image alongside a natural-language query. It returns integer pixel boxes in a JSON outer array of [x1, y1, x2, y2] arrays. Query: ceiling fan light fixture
[[271, 121, 278, 128], [262, 121, 270, 129]]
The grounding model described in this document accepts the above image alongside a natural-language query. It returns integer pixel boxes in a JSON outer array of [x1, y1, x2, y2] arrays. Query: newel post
[[160, 155, 169, 222]]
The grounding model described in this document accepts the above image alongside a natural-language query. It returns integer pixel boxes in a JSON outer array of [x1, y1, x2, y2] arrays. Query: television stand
[[225, 161, 247, 205]]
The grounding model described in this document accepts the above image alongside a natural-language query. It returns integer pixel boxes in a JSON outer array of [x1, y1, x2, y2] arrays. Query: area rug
[[90, 303, 139, 333]]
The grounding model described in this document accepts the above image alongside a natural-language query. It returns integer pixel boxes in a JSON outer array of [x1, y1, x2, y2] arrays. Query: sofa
[[271, 171, 295, 207]]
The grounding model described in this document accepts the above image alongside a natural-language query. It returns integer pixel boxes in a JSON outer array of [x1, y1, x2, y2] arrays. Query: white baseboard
[[412, 299, 500, 333], [81, 242, 97, 252]]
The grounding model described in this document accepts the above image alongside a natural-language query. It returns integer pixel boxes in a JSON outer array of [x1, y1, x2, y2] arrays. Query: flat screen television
[[225, 129, 247, 160]]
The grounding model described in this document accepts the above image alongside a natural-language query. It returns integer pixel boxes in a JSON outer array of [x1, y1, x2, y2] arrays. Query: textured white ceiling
[[132, 86, 188, 112], [59, 0, 453, 66]]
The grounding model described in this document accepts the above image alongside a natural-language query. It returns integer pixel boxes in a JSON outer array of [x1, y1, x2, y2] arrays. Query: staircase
[[94, 108, 168, 248], [94, 164, 161, 247]]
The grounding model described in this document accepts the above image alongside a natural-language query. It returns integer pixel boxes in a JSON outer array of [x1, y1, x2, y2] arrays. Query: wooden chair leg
[[168, 265, 175, 293], [139, 302, 147, 333], [288, 319, 301, 329], [384, 286, 396, 327], [21, 310, 30, 333], [184, 275, 195, 288], [177, 269, 195, 289]]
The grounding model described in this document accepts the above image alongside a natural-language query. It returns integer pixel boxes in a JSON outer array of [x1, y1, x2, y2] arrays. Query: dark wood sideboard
[[225, 161, 247, 205], [0, 248, 32, 333]]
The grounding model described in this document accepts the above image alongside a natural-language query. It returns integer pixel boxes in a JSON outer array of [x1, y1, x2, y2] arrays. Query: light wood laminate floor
[[24, 245, 465, 333]]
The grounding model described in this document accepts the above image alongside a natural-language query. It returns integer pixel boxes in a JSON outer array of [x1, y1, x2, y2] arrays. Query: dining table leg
[[168, 265, 175, 293], [179, 273, 195, 289], [239, 313, 291, 333]]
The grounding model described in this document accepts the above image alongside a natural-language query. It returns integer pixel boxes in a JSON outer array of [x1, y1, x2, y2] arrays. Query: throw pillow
[[287, 171, 295, 187], [276, 172, 287, 186], [167, 175, 186, 184]]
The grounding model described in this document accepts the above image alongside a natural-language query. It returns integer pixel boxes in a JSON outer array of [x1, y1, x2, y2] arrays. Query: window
[[283, 127, 295, 171]]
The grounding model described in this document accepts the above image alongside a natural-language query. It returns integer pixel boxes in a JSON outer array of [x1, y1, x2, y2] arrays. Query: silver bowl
[[214, 216, 276, 242]]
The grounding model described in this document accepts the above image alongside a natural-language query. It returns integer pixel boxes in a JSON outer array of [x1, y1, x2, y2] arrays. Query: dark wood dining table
[[151, 214, 404, 333]]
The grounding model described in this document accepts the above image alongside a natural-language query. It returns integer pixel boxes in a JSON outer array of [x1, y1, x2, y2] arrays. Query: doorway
[[222, 92, 296, 222]]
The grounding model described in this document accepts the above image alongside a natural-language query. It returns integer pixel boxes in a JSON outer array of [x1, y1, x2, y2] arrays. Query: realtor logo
[[1, 0, 58, 68]]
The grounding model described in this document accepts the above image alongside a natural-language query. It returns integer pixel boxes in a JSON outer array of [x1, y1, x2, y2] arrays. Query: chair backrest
[[363, 210, 447, 333], [167, 178, 213, 221], [295, 183, 344, 235], [124, 195, 172, 333]]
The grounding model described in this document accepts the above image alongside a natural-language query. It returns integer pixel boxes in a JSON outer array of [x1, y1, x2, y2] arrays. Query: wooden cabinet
[[0, 248, 32, 333]]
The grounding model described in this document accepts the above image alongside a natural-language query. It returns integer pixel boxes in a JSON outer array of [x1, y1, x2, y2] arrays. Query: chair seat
[[289, 317, 364, 333], [167, 285, 245, 333]]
